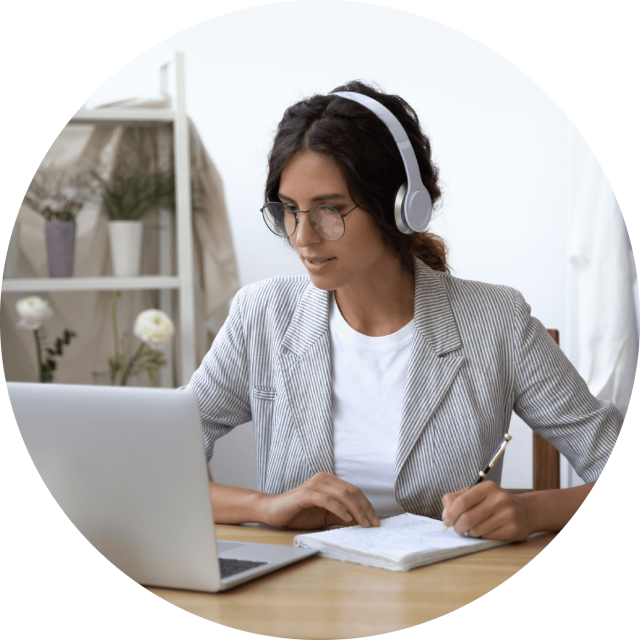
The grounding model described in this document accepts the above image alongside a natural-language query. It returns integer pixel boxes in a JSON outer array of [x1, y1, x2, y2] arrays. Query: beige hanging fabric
[[1, 99, 240, 386]]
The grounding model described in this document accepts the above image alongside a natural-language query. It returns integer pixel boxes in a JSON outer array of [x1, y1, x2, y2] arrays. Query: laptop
[[7, 382, 317, 592]]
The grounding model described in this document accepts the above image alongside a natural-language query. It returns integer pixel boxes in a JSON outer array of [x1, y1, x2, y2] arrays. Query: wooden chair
[[508, 329, 561, 493]]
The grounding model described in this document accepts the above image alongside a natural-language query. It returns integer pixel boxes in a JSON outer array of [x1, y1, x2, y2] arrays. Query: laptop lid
[[8, 382, 223, 592]]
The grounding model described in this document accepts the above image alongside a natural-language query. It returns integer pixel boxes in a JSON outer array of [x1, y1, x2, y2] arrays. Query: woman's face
[[279, 150, 393, 292]]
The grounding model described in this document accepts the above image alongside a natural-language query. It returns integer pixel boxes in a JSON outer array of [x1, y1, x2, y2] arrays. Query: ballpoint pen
[[443, 433, 513, 532]]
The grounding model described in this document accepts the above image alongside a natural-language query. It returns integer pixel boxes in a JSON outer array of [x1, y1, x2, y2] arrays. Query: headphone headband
[[330, 91, 432, 234]]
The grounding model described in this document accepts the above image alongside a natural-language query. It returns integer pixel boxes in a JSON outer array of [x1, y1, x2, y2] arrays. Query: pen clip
[[487, 434, 512, 470]]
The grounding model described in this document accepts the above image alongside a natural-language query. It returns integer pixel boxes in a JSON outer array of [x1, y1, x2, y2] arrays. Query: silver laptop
[[7, 382, 317, 592]]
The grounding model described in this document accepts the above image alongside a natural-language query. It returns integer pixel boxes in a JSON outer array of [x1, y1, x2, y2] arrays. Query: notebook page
[[295, 513, 499, 562]]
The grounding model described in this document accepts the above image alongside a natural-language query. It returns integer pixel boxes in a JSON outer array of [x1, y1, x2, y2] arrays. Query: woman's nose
[[295, 211, 321, 247]]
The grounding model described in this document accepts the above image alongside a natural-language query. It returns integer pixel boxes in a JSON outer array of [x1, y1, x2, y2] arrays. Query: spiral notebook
[[294, 513, 508, 571]]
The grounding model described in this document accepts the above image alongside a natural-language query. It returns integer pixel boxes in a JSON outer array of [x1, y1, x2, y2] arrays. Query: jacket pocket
[[252, 386, 276, 481], [253, 385, 277, 402]]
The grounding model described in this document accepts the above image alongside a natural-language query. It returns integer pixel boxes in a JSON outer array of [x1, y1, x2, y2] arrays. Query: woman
[[186, 81, 622, 541]]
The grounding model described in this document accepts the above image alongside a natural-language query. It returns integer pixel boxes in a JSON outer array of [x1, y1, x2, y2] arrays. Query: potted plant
[[96, 167, 174, 277], [23, 165, 93, 277]]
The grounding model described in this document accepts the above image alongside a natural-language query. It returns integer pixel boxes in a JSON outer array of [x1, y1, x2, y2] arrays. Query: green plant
[[24, 164, 94, 221], [15, 296, 77, 382], [36, 329, 77, 383], [96, 169, 175, 221]]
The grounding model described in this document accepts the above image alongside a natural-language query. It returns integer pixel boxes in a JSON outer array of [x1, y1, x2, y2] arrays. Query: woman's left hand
[[441, 481, 533, 542]]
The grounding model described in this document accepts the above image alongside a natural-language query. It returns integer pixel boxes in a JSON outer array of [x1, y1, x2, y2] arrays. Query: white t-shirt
[[329, 293, 414, 518]]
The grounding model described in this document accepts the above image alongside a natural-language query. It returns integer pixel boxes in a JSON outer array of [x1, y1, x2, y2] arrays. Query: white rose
[[15, 296, 54, 330], [133, 309, 174, 348]]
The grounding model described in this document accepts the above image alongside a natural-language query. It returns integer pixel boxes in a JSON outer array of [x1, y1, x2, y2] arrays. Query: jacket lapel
[[396, 260, 465, 477], [277, 260, 464, 481], [278, 283, 335, 475]]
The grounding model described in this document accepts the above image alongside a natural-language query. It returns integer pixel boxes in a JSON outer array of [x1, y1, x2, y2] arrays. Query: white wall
[[69, 1, 600, 489]]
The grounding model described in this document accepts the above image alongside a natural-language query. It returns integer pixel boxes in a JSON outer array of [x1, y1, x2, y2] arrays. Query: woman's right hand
[[257, 472, 380, 530]]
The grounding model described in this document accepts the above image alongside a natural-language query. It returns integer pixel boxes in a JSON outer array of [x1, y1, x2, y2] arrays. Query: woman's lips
[[302, 256, 335, 272]]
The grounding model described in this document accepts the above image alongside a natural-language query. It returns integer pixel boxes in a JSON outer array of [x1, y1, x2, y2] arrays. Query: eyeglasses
[[261, 202, 359, 241]]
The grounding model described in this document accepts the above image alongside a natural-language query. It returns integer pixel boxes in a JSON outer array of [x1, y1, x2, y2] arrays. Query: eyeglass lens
[[263, 203, 345, 240]]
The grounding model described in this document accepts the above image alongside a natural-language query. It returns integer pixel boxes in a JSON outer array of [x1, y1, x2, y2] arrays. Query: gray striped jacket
[[186, 258, 622, 519]]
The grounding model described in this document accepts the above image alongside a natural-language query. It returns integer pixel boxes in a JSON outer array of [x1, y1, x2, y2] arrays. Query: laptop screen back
[[8, 383, 222, 591]]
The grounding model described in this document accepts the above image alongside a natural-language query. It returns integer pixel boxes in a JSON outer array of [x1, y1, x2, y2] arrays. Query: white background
[[72, 0, 615, 491]]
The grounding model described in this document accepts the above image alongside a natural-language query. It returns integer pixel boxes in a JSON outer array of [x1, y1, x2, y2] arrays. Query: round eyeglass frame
[[261, 201, 360, 241]]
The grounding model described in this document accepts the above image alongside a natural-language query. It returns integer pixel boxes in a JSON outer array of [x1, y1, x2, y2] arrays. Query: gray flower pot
[[45, 220, 76, 277]]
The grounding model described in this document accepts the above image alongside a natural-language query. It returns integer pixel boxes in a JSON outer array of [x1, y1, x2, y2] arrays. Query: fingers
[[442, 482, 500, 533], [306, 473, 380, 528], [264, 473, 381, 530], [301, 490, 356, 524], [441, 482, 530, 542], [319, 475, 380, 528], [466, 508, 524, 541], [441, 487, 469, 511]]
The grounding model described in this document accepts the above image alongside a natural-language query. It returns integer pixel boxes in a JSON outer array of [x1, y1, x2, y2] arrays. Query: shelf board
[[70, 109, 176, 125], [1, 276, 180, 293]]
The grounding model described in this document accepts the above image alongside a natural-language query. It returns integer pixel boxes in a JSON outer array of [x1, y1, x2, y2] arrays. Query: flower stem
[[110, 292, 122, 385], [34, 329, 45, 383], [121, 343, 144, 386]]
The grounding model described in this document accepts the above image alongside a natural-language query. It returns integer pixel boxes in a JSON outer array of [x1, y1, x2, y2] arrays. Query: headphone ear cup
[[406, 189, 432, 233], [394, 184, 412, 234]]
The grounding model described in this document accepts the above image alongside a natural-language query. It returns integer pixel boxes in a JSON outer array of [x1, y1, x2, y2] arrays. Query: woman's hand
[[441, 482, 533, 542], [258, 472, 381, 530], [441, 480, 596, 542]]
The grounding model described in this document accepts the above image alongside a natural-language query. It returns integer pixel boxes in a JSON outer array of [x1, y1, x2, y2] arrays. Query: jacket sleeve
[[511, 290, 623, 483], [184, 290, 251, 462]]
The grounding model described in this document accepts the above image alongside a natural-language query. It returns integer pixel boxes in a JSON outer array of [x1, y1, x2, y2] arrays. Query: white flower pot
[[108, 221, 144, 277]]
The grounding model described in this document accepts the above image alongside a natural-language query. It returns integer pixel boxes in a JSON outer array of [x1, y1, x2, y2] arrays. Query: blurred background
[[2, 1, 636, 491]]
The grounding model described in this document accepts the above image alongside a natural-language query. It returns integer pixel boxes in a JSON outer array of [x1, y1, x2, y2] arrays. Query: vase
[[45, 219, 76, 277], [108, 221, 144, 277]]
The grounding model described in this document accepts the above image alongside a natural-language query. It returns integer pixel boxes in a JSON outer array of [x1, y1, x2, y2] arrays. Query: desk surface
[[148, 524, 556, 639]]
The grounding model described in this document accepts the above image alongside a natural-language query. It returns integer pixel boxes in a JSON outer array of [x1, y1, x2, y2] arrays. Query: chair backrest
[[507, 329, 561, 493]]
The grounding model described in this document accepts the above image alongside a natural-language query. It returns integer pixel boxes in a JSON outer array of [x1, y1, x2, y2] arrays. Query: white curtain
[[568, 148, 638, 416]]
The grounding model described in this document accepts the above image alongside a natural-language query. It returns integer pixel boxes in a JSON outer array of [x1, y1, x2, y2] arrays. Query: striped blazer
[[186, 258, 622, 519]]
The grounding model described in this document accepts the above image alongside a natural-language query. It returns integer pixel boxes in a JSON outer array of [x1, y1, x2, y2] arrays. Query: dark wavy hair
[[264, 80, 449, 274]]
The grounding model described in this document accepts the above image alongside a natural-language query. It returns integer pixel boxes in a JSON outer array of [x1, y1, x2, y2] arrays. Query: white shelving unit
[[2, 52, 196, 387]]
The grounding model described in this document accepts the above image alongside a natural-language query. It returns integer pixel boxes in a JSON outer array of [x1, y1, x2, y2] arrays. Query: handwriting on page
[[324, 514, 488, 557]]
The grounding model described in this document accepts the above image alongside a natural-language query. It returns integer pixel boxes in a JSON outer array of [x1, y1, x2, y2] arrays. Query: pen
[[443, 433, 513, 532]]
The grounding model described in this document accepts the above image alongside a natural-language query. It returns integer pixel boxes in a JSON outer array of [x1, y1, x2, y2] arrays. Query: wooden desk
[[148, 524, 556, 639]]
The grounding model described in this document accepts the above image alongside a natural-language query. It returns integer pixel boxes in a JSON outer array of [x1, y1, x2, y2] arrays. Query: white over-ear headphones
[[330, 91, 433, 235]]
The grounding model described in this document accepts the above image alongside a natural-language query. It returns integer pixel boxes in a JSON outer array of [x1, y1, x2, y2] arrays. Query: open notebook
[[294, 513, 508, 571]]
